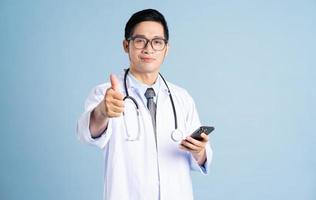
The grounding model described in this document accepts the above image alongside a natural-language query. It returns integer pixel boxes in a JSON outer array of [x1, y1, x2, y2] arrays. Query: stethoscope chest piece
[[171, 129, 184, 142]]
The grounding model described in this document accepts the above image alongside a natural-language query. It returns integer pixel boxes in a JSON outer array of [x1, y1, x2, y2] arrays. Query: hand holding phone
[[190, 126, 215, 140]]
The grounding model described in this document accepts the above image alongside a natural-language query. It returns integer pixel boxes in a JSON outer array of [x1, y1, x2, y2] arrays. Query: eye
[[134, 38, 146, 44], [153, 39, 164, 45]]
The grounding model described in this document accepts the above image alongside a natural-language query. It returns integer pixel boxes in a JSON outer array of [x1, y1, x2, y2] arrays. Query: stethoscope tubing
[[123, 68, 178, 130]]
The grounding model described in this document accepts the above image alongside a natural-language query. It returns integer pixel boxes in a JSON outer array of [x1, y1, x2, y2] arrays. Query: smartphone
[[190, 126, 215, 140]]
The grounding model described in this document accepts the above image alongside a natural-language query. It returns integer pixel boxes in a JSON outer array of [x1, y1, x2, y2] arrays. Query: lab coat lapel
[[156, 85, 175, 136], [157, 87, 170, 109]]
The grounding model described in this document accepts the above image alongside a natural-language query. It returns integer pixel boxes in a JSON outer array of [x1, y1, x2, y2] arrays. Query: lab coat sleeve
[[76, 83, 113, 149], [184, 90, 213, 175], [189, 142, 213, 175]]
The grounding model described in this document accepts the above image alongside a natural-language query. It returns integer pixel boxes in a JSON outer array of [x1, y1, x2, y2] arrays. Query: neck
[[129, 68, 159, 85]]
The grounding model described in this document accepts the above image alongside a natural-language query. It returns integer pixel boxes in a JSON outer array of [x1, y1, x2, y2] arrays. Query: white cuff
[[189, 142, 213, 175], [76, 110, 112, 149]]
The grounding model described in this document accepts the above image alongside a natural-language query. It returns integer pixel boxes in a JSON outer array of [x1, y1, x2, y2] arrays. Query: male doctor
[[77, 9, 213, 200]]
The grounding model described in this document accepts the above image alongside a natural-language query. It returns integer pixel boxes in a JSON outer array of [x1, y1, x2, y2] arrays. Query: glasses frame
[[127, 36, 168, 51]]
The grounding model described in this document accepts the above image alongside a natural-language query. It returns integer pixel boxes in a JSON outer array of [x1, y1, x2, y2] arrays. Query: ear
[[123, 40, 129, 53], [164, 43, 170, 57]]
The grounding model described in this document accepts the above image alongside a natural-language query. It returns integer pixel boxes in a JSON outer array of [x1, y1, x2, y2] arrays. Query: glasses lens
[[133, 38, 146, 49], [152, 38, 166, 51]]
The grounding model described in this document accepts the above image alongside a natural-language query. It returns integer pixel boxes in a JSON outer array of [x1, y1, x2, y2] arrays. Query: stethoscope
[[123, 68, 184, 142]]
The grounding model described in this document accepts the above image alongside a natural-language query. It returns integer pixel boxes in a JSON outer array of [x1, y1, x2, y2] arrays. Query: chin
[[135, 63, 160, 73]]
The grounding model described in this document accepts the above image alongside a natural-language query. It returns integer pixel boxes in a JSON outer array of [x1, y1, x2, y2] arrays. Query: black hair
[[124, 9, 169, 41]]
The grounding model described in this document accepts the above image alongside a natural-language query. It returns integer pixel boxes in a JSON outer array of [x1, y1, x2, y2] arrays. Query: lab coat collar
[[123, 69, 169, 102]]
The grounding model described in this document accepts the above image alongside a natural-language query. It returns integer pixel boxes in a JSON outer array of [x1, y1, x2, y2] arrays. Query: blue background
[[1, 0, 315, 199]]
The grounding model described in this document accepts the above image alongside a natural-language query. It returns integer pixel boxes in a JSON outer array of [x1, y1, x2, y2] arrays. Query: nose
[[142, 41, 154, 54]]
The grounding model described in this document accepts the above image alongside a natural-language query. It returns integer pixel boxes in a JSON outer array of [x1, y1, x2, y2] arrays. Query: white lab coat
[[77, 73, 213, 200]]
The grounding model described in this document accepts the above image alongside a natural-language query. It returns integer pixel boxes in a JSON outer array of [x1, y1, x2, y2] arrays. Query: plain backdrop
[[1, 0, 315, 199]]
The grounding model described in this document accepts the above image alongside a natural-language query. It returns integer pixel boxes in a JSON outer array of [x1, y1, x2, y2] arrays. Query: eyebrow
[[132, 34, 165, 39]]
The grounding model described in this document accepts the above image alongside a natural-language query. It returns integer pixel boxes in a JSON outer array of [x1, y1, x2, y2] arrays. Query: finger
[[107, 109, 123, 118], [108, 104, 124, 113], [200, 133, 209, 142], [105, 91, 124, 105], [111, 98, 125, 108], [185, 136, 205, 148], [180, 139, 201, 151], [110, 74, 120, 91], [179, 144, 190, 151], [179, 143, 199, 153], [106, 88, 124, 101], [106, 87, 124, 99], [111, 90, 124, 100], [106, 107, 124, 117]]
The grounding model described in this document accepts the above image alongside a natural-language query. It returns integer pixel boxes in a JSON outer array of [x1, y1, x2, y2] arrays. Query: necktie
[[144, 88, 156, 130]]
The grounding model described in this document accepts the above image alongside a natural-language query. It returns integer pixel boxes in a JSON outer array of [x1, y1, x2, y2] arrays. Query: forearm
[[89, 102, 109, 138]]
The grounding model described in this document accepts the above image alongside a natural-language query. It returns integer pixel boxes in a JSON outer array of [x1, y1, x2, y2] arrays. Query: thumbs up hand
[[102, 74, 125, 118], [89, 74, 125, 137]]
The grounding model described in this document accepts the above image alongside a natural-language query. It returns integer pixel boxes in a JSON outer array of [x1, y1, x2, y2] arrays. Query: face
[[123, 21, 169, 76]]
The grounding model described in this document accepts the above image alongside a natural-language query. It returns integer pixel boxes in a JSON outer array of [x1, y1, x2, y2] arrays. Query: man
[[77, 9, 213, 200]]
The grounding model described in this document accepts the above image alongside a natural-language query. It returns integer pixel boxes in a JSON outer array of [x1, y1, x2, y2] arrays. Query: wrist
[[96, 102, 108, 119], [89, 103, 109, 138], [195, 148, 206, 166]]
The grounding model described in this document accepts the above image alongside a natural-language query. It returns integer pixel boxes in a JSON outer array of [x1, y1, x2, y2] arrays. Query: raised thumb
[[110, 74, 120, 91]]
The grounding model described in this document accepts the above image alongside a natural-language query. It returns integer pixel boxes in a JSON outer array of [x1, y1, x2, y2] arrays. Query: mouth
[[140, 57, 155, 63]]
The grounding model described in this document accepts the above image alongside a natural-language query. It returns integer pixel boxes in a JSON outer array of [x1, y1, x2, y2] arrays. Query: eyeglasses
[[128, 36, 168, 51]]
